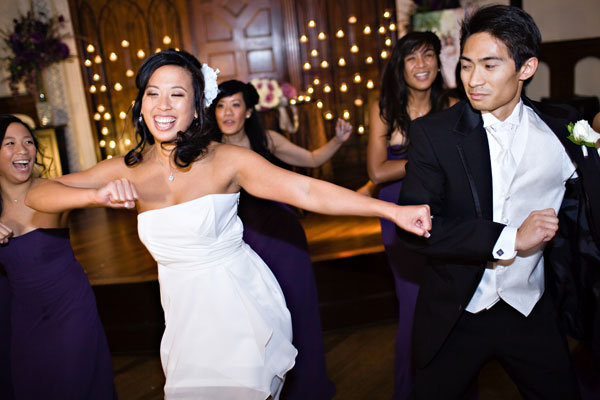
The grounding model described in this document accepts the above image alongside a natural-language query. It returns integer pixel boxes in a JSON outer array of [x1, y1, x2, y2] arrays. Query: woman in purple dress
[[209, 80, 352, 400], [366, 32, 457, 400], [0, 115, 116, 399]]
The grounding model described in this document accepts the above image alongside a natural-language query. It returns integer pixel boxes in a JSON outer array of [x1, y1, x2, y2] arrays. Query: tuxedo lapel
[[454, 104, 494, 221]]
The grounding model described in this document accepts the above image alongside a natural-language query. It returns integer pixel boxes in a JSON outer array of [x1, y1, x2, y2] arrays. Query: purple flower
[[57, 41, 69, 59]]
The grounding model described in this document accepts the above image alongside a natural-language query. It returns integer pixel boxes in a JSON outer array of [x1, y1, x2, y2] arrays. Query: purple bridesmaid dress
[[0, 270, 13, 398], [238, 191, 335, 400], [0, 228, 116, 399], [378, 145, 426, 400]]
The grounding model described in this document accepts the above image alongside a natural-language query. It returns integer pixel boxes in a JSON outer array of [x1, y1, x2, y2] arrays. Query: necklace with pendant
[[168, 171, 174, 182]]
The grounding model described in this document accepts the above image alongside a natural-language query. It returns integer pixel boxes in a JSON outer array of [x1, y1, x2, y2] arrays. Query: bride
[[26, 49, 431, 399]]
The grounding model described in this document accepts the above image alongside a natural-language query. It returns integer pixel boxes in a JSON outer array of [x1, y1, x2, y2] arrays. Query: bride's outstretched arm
[[226, 145, 431, 237], [25, 157, 137, 213]]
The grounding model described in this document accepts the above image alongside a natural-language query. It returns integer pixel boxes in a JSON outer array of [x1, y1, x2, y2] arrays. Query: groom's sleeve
[[396, 119, 504, 263]]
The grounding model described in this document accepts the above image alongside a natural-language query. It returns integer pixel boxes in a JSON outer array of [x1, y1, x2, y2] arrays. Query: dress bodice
[[138, 193, 243, 270]]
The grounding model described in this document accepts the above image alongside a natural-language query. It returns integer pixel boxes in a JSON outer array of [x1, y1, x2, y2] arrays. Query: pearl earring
[[139, 115, 143, 123]]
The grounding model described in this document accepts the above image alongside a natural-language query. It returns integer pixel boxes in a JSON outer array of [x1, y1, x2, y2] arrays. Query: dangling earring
[[138, 115, 143, 123]]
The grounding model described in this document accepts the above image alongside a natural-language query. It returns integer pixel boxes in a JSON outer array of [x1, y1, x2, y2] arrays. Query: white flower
[[201, 64, 219, 107], [572, 120, 600, 144]]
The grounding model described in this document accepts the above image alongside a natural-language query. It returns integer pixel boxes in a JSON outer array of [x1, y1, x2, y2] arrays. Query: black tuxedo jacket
[[396, 98, 600, 368]]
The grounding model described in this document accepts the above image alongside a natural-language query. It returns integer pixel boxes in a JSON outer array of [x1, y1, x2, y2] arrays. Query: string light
[[338, 57, 346, 66], [316, 100, 324, 109], [336, 29, 344, 38], [89, 85, 97, 93], [366, 80, 375, 89], [101, 127, 109, 135], [323, 85, 331, 93], [389, 23, 396, 31], [103, 112, 111, 120], [383, 10, 391, 18], [99, 140, 106, 147], [137, 49, 145, 58], [348, 16, 357, 24], [86, 44, 95, 52], [109, 52, 117, 61], [84, 59, 92, 67], [304, 95, 311, 102], [163, 35, 172, 45], [365, 56, 374, 64], [320, 60, 329, 68], [109, 140, 116, 149], [121, 40, 129, 47], [155, 48, 162, 53], [358, 125, 365, 134], [126, 69, 134, 77], [311, 49, 318, 57], [114, 82, 123, 91], [307, 87, 314, 94], [298, 95, 305, 101], [289, 99, 297, 105], [97, 105, 105, 112], [100, 85, 107, 92], [94, 113, 101, 121], [313, 78, 320, 85], [353, 73, 362, 83], [378, 26, 386, 34], [381, 50, 389, 58], [324, 111, 333, 120], [363, 25, 371, 34], [124, 138, 131, 146], [308, 20, 316, 28], [303, 62, 311, 70], [92, 73, 100, 81], [343, 110, 350, 119], [385, 38, 392, 46], [354, 98, 363, 107], [94, 55, 102, 63], [318, 32, 326, 40], [340, 83, 348, 92], [300, 35, 308, 43], [350, 45, 359, 53], [119, 111, 127, 119], [106, 155, 113, 159]]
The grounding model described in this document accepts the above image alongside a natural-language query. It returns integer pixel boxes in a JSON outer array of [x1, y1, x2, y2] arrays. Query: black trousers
[[413, 294, 580, 400]]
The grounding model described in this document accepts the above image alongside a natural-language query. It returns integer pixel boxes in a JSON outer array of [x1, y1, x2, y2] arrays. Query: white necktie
[[487, 122, 517, 187]]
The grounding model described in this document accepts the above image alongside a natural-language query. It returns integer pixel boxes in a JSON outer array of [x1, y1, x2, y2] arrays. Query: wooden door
[[188, 0, 289, 83]]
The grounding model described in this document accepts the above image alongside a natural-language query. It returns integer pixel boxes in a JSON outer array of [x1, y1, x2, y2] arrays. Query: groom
[[397, 5, 600, 399]]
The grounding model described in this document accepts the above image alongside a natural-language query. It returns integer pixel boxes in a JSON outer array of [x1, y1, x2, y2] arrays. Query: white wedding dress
[[138, 193, 297, 399]]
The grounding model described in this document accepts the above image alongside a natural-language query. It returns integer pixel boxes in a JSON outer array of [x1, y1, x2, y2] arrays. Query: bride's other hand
[[0, 223, 13, 244], [95, 178, 138, 209], [394, 204, 431, 238]]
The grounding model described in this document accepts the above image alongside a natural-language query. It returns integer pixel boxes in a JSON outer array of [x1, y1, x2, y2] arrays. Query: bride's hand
[[0, 222, 13, 244], [94, 178, 138, 209], [393, 204, 431, 237]]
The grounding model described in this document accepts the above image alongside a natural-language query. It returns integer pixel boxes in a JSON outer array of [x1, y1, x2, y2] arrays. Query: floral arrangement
[[1, 8, 70, 94], [250, 78, 298, 111]]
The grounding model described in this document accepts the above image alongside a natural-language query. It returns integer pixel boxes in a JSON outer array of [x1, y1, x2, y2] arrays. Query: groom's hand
[[515, 209, 558, 252]]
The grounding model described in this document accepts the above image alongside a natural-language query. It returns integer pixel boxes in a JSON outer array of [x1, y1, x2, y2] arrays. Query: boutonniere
[[566, 120, 600, 158]]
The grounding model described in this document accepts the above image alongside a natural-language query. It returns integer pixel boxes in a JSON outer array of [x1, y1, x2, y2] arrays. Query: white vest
[[466, 104, 576, 316]]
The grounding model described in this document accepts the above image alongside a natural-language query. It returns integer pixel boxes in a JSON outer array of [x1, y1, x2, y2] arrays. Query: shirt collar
[[482, 100, 524, 129]]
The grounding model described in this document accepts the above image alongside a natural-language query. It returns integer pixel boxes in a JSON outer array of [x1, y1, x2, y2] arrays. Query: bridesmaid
[[208, 80, 352, 399], [366, 31, 457, 400], [0, 115, 116, 399]]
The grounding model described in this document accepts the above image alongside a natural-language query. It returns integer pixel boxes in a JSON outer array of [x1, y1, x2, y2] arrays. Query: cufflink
[[496, 249, 504, 257]]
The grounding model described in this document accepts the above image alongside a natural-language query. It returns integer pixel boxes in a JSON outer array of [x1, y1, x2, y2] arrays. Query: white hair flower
[[201, 63, 219, 107]]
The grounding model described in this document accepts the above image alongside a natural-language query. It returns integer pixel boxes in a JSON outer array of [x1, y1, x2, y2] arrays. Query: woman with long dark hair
[[209, 80, 353, 400], [366, 31, 457, 400], [26, 49, 432, 399], [0, 115, 116, 399]]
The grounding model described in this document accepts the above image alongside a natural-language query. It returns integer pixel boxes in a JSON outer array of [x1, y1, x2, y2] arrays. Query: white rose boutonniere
[[567, 120, 600, 158]]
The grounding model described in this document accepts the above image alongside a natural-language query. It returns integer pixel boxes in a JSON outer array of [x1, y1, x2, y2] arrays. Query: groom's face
[[460, 32, 524, 121]]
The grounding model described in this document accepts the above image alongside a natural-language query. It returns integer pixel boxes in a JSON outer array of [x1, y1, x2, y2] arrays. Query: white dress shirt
[[466, 100, 577, 316]]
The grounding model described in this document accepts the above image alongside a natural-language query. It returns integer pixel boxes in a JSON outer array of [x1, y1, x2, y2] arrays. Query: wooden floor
[[111, 321, 529, 400]]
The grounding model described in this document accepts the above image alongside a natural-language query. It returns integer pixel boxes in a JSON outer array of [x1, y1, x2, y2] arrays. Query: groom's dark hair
[[460, 5, 541, 71]]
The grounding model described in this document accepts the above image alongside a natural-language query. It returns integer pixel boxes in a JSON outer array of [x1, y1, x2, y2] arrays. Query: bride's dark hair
[[126, 49, 213, 168]]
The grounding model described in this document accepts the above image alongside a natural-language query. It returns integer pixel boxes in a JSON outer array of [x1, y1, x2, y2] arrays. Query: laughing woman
[[25, 50, 431, 399], [0, 115, 116, 399]]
